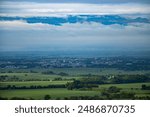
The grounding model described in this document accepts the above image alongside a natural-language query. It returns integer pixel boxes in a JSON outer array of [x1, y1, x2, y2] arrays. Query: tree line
[[0, 84, 66, 90]]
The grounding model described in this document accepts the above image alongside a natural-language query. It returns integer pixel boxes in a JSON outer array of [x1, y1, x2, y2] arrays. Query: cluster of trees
[[80, 77, 106, 84], [101, 86, 135, 99], [64, 95, 101, 100], [0, 95, 52, 100], [58, 72, 69, 76], [0, 97, 33, 100], [0, 84, 66, 90], [0, 75, 8, 81], [141, 84, 150, 90], [66, 74, 150, 90], [42, 71, 55, 75], [0, 75, 20, 81], [53, 77, 63, 81], [110, 75, 150, 84], [66, 79, 101, 90], [42, 70, 69, 76], [135, 96, 150, 100], [44, 95, 51, 100]]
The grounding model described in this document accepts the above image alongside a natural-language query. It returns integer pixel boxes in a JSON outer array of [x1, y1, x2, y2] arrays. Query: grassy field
[[0, 68, 149, 99], [1, 68, 150, 76], [0, 88, 99, 99], [0, 73, 60, 80], [0, 82, 149, 99], [0, 81, 71, 87], [98, 83, 150, 97], [1, 68, 149, 82], [99, 82, 150, 89], [48, 68, 150, 75], [0, 72, 81, 81]]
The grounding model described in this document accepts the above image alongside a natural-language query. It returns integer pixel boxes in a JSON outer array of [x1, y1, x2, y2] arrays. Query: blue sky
[[0, 0, 150, 52], [1, 0, 150, 4]]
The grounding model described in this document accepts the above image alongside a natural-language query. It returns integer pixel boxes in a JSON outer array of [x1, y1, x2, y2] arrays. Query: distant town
[[0, 56, 149, 71]]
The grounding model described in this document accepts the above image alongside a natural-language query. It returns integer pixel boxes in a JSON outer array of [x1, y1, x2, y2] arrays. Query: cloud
[[0, 2, 150, 17], [1, 0, 150, 4], [0, 1, 149, 51], [0, 20, 53, 30], [0, 20, 150, 51], [0, 19, 150, 31]]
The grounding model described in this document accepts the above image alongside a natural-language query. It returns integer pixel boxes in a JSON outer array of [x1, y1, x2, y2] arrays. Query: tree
[[44, 95, 51, 100], [107, 86, 121, 93], [58, 72, 68, 76], [141, 84, 146, 90]]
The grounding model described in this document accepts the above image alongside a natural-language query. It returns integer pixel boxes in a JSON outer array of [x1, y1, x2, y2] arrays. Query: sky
[[1, 0, 150, 4], [0, 0, 150, 53]]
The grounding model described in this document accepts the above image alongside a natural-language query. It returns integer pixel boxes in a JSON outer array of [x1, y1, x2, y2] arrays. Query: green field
[[0, 82, 150, 99], [99, 82, 150, 89], [1, 68, 149, 82], [48, 68, 150, 75], [0, 73, 61, 80], [0, 88, 99, 99], [0, 72, 81, 81], [0, 81, 71, 87], [1, 68, 150, 76], [0, 68, 150, 100], [98, 83, 150, 97]]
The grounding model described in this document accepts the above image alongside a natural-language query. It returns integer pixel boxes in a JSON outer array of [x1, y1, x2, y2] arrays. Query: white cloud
[[0, 20, 150, 51], [0, 2, 150, 16], [0, 20, 150, 32], [0, 20, 54, 30]]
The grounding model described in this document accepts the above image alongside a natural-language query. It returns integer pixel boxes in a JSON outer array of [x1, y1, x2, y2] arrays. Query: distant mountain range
[[0, 15, 149, 26]]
